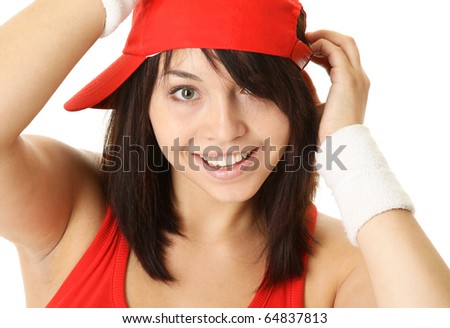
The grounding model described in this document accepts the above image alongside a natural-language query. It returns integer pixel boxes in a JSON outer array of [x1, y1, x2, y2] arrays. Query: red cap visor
[[64, 54, 146, 111]]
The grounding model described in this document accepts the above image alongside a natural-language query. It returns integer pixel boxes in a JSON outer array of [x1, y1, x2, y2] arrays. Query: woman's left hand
[[304, 30, 370, 145]]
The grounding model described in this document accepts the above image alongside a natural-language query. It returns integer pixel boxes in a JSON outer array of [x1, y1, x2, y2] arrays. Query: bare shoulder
[[305, 211, 376, 307]]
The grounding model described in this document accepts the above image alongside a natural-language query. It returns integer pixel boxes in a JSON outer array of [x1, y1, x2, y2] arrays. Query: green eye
[[180, 88, 195, 100], [170, 86, 199, 101]]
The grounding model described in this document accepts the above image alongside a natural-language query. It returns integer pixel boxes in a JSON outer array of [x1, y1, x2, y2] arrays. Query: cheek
[[152, 118, 193, 147], [149, 102, 175, 160], [258, 110, 291, 144], [275, 111, 291, 145], [149, 98, 179, 142], [149, 105, 195, 165], [149, 107, 167, 146]]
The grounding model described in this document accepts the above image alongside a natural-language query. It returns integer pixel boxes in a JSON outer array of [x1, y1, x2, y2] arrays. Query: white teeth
[[234, 153, 243, 164], [201, 150, 252, 168]]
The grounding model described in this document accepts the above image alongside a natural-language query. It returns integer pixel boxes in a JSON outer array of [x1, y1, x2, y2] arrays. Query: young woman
[[0, 0, 449, 308]]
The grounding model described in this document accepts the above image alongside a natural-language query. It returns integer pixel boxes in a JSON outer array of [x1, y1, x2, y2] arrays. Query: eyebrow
[[163, 70, 203, 82]]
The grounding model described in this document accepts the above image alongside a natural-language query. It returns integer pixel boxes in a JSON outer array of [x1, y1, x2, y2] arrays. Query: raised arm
[[0, 0, 105, 256], [0, 0, 105, 146], [306, 30, 450, 307]]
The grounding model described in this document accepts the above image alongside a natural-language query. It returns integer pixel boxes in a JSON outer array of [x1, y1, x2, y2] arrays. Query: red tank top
[[46, 204, 317, 308]]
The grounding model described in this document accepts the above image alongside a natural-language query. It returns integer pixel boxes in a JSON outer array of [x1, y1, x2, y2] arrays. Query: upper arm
[[327, 216, 377, 307], [333, 247, 377, 307], [0, 134, 102, 258], [308, 212, 377, 307]]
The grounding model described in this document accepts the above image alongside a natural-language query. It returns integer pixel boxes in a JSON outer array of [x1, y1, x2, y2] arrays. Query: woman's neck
[[171, 174, 262, 244]]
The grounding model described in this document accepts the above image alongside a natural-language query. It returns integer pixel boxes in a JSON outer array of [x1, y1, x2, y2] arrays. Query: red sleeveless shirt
[[46, 204, 317, 308]]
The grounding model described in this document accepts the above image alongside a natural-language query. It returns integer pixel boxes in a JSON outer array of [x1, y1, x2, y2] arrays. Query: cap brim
[[64, 54, 147, 111]]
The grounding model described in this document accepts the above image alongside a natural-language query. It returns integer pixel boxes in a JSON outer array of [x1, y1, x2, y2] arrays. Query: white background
[[0, 0, 449, 308]]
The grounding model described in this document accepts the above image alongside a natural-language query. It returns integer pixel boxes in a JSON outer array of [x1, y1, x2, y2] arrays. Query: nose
[[200, 97, 247, 143]]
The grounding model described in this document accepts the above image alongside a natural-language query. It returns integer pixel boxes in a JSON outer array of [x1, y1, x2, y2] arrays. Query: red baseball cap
[[65, 0, 313, 111]]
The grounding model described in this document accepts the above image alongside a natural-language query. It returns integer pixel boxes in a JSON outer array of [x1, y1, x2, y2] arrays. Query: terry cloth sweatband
[[316, 124, 416, 245], [65, 0, 313, 111], [100, 0, 138, 38]]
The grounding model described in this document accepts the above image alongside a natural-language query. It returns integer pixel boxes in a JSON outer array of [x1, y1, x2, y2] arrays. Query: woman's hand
[[307, 31, 450, 307], [304, 30, 370, 146]]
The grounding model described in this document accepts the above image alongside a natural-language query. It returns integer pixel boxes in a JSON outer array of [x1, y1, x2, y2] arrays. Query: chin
[[210, 191, 255, 204], [201, 181, 262, 204]]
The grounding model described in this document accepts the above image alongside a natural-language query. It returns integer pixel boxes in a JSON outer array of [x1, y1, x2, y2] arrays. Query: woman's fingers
[[304, 30, 369, 145], [309, 38, 352, 74], [307, 30, 362, 68]]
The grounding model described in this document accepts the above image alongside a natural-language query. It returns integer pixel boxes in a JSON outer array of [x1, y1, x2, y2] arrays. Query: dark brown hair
[[102, 9, 319, 288]]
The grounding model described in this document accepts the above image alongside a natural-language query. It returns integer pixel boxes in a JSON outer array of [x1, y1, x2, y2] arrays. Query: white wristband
[[316, 124, 415, 245], [100, 0, 138, 38]]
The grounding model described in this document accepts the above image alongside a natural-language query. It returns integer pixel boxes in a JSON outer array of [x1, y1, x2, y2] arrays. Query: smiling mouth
[[197, 148, 259, 168]]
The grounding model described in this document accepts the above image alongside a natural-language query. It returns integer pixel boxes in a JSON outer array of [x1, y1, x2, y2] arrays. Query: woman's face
[[149, 49, 290, 203]]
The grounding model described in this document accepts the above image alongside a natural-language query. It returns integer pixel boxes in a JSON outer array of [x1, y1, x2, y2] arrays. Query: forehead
[[158, 49, 233, 82]]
